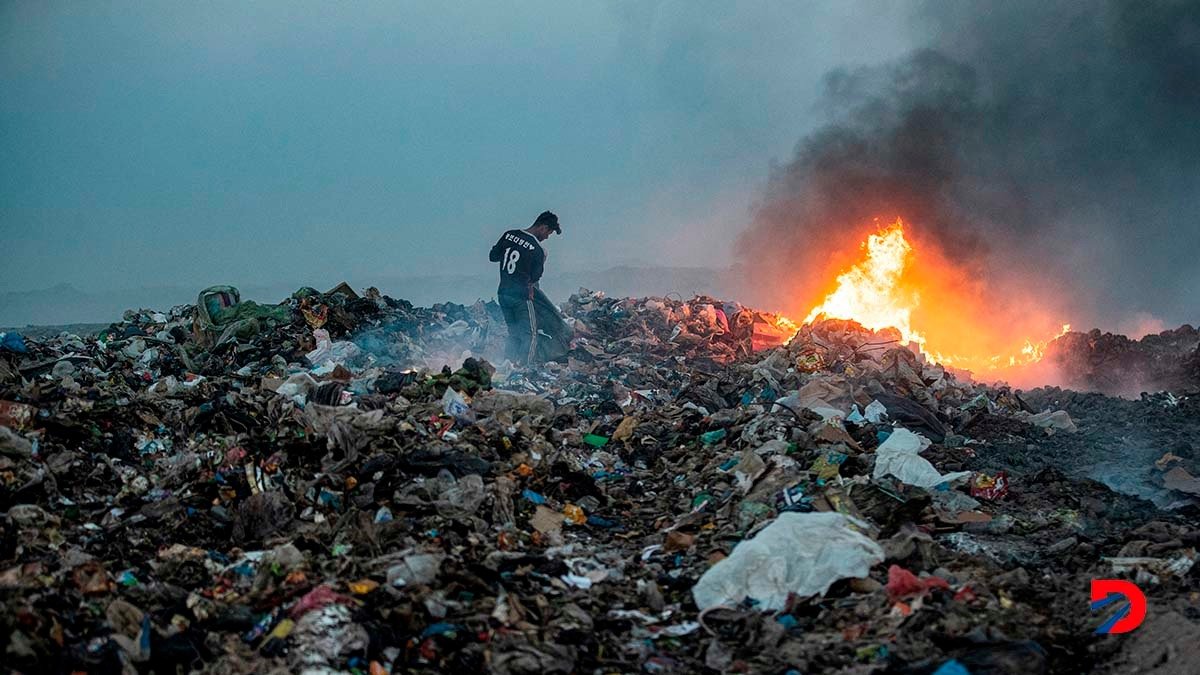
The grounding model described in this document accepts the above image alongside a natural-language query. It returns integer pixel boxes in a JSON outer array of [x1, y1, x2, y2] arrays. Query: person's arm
[[489, 236, 504, 262], [527, 248, 545, 298]]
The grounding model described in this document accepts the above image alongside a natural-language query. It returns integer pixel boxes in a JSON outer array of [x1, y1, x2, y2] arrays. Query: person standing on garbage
[[489, 211, 561, 364]]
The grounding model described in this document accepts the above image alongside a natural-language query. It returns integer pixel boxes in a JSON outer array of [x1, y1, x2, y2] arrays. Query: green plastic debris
[[700, 428, 727, 444], [194, 285, 292, 347], [739, 501, 771, 516], [855, 644, 888, 662], [210, 299, 291, 326], [736, 500, 773, 530], [583, 433, 610, 448]]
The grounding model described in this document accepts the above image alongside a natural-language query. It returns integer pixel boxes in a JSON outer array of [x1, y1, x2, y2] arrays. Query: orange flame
[[803, 221, 924, 348], [773, 315, 800, 334], [800, 218, 1069, 374]]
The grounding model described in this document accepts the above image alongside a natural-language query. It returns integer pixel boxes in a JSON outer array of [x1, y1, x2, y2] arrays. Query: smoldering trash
[[1, 283, 1199, 674]]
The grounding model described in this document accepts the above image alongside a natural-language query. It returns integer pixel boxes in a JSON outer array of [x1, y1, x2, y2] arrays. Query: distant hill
[[0, 282, 259, 326], [1, 266, 736, 327]]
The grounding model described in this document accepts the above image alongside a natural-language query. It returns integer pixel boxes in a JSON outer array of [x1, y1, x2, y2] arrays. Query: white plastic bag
[[692, 512, 884, 611], [864, 399, 888, 423], [872, 428, 971, 488], [1026, 410, 1077, 433], [305, 328, 361, 367], [441, 387, 475, 422], [775, 392, 843, 422], [276, 372, 319, 401]]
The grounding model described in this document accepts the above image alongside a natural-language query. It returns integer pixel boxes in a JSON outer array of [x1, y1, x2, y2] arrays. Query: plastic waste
[[1026, 409, 1078, 433], [932, 660, 971, 675], [288, 604, 369, 671], [563, 503, 586, 525], [275, 372, 319, 403], [692, 512, 884, 611], [583, 433, 610, 447], [436, 472, 486, 517], [872, 428, 971, 489], [970, 471, 1010, 500], [0, 400, 37, 431], [775, 391, 842, 421], [441, 387, 474, 422], [0, 331, 28, 354], [471, 389, 554, 417], [305, 328, 362, 366], [886, 564, 950, 601], [864, 399, 888, 423], [0, 426, 34, 457], [387, 552, 445, 587], [846, 405, 865, 424], [754, 438, 791, 456]]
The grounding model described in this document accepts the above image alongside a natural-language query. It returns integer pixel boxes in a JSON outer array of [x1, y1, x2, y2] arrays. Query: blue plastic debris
[[0, 332, 28, 354], [933, 659, 971, 675], [586, 515, 619, 528], [420, 622, 462, 639], [318, 488, 343, 510]]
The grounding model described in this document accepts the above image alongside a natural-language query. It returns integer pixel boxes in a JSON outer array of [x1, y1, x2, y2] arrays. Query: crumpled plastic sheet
[[305, 328, 363, 367], [1025, 409, 1078, 433], [872, 428, 972, 489], [692, 511, 885, 611], [288, 603, 369, 673]]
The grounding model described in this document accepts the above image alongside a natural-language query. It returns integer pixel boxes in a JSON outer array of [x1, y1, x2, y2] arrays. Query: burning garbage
[[799, 218, 1072, 376]]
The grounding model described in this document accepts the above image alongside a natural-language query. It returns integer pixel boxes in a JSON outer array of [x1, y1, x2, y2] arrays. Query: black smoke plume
[[735, 0, 1200, 331]]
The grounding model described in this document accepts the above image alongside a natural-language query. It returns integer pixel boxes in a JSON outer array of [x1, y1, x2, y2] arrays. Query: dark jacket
[[489, 229, 545, 299]]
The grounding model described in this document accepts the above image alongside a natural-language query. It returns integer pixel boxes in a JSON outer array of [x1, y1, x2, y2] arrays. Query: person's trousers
[[498, 293, 538, 364]]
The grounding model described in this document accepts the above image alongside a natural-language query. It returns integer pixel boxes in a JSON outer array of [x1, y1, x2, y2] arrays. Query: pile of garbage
[[1, 285, 1198, 674], [1047, 325, 1200, 396]]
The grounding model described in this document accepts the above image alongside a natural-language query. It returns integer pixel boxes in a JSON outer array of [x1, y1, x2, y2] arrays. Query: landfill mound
[[2, 285, 1199, 674], [1046, 326, 1200, 397]]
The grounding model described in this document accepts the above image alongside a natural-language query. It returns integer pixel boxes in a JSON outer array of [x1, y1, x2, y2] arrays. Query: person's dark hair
[[533, 210, 560, 233]]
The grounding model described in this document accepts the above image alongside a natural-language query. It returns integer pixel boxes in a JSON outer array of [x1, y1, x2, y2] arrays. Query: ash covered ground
[[1, 285, 1198, 674]]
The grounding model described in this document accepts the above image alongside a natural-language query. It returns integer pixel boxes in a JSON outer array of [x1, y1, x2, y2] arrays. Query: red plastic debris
[[288, 584, 355, 619], [970, 471, 1009, 500], [0, 400, 36, 430], [886, 564, 950, 601]]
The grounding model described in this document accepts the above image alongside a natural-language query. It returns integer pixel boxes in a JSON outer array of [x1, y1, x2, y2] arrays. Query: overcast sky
[[1, 1, 915, 294]]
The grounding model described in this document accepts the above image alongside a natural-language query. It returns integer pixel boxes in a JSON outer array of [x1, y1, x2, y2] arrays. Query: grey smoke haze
[[736, 0, 1200, 333], [1, 0, 912, 323], [4, 2, 1196, 334]]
